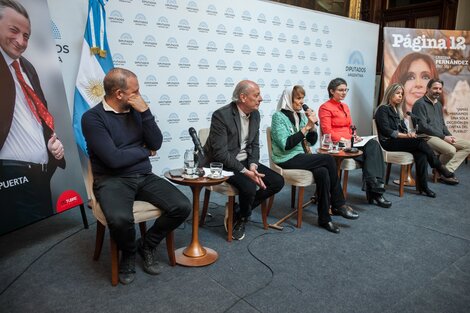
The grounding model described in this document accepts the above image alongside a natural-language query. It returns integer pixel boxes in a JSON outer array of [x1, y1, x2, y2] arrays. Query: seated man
[[203, 80, 284, 240], [82, 68, 190, 285], [412, 79, 470, 184]]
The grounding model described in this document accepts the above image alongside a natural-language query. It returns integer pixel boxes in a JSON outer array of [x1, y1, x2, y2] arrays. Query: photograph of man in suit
[[0, 0, 65, 233], [203, 80, 284, 240]]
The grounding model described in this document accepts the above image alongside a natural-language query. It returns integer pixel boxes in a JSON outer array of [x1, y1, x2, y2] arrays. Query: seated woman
[[271, 85, 359, 234], [374, 83, 455, 197], [319, 77, 392, 208]]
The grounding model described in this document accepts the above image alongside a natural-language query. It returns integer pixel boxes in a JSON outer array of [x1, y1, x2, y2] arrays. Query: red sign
[[56, 190, 83, 213]]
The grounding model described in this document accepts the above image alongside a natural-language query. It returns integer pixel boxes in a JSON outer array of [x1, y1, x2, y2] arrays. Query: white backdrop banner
[[49, 0, 379, 175]]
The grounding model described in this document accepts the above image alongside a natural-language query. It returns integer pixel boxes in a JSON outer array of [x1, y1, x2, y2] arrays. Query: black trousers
[[277, 153, 345, 225], [0, 161, 53, 234], [227, 162, 284, 218], [355, 140, 386, 189], [381, 138, 440, 190], [93, 173, 191, 254]]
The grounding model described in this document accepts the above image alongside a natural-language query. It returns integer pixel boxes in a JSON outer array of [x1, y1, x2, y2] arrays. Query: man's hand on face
[[127, 94, 149, 113]]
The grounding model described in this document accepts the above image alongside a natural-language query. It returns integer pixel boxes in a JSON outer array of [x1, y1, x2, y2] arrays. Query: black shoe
[[366, 180, 386, 194], [418, 187, 436, 198], [366, 192, 392, 208], [119, 252, 136, 285], [232, 217, 247, 241], [436, 165, 454, 178], [319, 221, 340, 234], [439, 176, 459, 185], [331, 205, 359, 220], [137, 238, 162, 275]]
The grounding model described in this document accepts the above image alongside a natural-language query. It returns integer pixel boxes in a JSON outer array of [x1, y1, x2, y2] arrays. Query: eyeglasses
[[336, 88, 349, 93]]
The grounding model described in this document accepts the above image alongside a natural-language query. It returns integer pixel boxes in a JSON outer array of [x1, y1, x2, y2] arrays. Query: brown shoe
[[439, 176, 459, 185]]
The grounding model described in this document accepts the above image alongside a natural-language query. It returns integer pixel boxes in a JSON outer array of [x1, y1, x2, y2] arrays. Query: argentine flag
[[73, 0, 113, 155]]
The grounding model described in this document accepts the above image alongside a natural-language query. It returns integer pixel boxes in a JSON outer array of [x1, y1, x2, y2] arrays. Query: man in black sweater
[[82, 68, 190, 285]]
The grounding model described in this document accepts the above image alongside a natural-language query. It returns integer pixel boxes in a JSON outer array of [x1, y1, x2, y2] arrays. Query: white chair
[[198, 128, 269, 242], [372, 120, 414, 197], [86, 161, 175, 286], [266, 127, 316, 229]]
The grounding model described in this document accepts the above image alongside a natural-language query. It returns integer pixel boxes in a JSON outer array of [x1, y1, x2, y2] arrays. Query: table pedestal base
[[175, 247, 218, 267]]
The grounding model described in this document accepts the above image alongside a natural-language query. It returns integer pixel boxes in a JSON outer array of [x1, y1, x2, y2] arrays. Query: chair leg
[[266, 195, 274, 216], [342, 170, 349, 199], [93, 221, 106, 261], [261, 199, 268, 230], [385, 163, 392, 185], [399, 165, 406, 197], [139, 221, 147, 236], [165, 231, 176, 266], [296, 187, 305, 228], [291, 186, 296, 209], [227, 196, 235, 242], [110, 236, 119, 286], [199, 189, 211, 226]]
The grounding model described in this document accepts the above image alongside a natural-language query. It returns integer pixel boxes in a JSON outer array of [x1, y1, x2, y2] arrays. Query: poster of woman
[[383, 27, 470, 140]]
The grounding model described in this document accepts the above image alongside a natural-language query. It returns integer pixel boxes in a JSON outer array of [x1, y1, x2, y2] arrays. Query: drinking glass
[[184, 149, 196, 175], [209, 162, 223, 178], [321, 134, 332, 150]]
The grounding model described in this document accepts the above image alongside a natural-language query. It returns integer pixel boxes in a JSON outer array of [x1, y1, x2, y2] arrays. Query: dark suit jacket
[[374, 105, 408, 143], [0, 53, 65, 173], [203, 101, 260, 172]]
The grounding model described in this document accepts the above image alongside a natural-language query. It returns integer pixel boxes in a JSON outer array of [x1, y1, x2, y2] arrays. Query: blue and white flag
[[73, 0, 113, 155]]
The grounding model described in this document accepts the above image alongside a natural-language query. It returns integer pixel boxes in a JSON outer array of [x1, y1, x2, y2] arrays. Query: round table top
[[164, 170, 229, 187], [316, 148, 363, 158]]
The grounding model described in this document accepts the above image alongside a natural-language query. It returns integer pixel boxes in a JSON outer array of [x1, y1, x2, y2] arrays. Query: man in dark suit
[[0, 0, 65, 233], [204, 80, 284, 240]]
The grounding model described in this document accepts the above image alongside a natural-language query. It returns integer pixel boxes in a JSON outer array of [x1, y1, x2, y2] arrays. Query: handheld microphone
[[188, 127, 205, 158], [302, 104, 319, 126]]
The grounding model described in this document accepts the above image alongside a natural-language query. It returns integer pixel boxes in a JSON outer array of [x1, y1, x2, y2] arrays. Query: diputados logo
[[298, 51, 305, 60], [187, 76, 199, 87], [277, 64, 286, 73], [321, 53, 328, 62], [310, 52, 317, 61], [249, 29, 259, 39], [285, 49, 293, 59], [314, 67, 321, 75], [166, 37, 179, 49], [224, 43, 235, 53], [324, 67, 331, 76], [198, 94, 209, 105], [207, 4, 218, 16], [178, 57, 190, 68], [302, 66, 310, 74], [157, 16, 170, 28], [186, 1, 198, 13], [158, 56, 171, 67], [135, 55, 149, 67], [284, 79, 292, 87], [249, 62, 258, 72], [198, 22, 210, 33], [162, 131, 172, 143], [187, 112, 199, 123], [233, 61, 243, 71], [206, 111, 214, 122], [198, 58, 209, 69], [297, 79, 304, 87], [272, 16, 281, 26], [165, 0, 178, 10], [308, 80, 316, 89], [206, 77, 217, 87], [299, 21, 307, 30], [257, 13, 266, 24], [264, 31, 273, 41], [167, 113, 180, 124], [312, 94, 320, 103], [271, 48, 280, 58], [216, 94, 226, 104], [143, 35, 157, 47], [216, 60, 227, 70], [263, 63, 272, 73], [326, 40, 333, 48], [257, 46, 266, 56], [290, 65, 298, 74], [278, 33, 286, 43], [224, 77, 234, 87], [168, 149, 180, 160], [320, 81, 327, 89], [257, 79, 265, 88], [119, 33, 134, 46], [167, 76, 180, 87], [323, 25, 330, 34], [315, 39, 322, 47], [134, 13, 148, 26], [291, 35, 299, 45], [179, 94, 191, 105], [178, 19, 190, 31], [109, 10, 124, 24], [142, 0, 156, 7], [206, 41, 217, 52], [242, 10, 251, 21], [217, 24, 227, 35], [304, 36, 311, 46], [145, 75, 158, 87], [263, 94, 271, 104], [224, 7, 235, 18], [286, 18, 294, 28], [187, 39, 199, 50], [241, 44, 251, 55], [112, 53, 126, 66], [311, 23, 318, 32], [179, 130, 191, 141], [270, 79, 279, 88], [233, 26, 243, 37], [346, 50, 367, 78]]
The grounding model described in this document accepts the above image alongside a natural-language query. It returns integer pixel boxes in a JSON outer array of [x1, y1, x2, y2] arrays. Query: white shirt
[[0, 48, 48, 164], [236, 105, 249, 162]]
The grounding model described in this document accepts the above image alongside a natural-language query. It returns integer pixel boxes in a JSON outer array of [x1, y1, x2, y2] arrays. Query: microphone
[[188, 127, 205, 158], [302, 104, 319, 126]]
